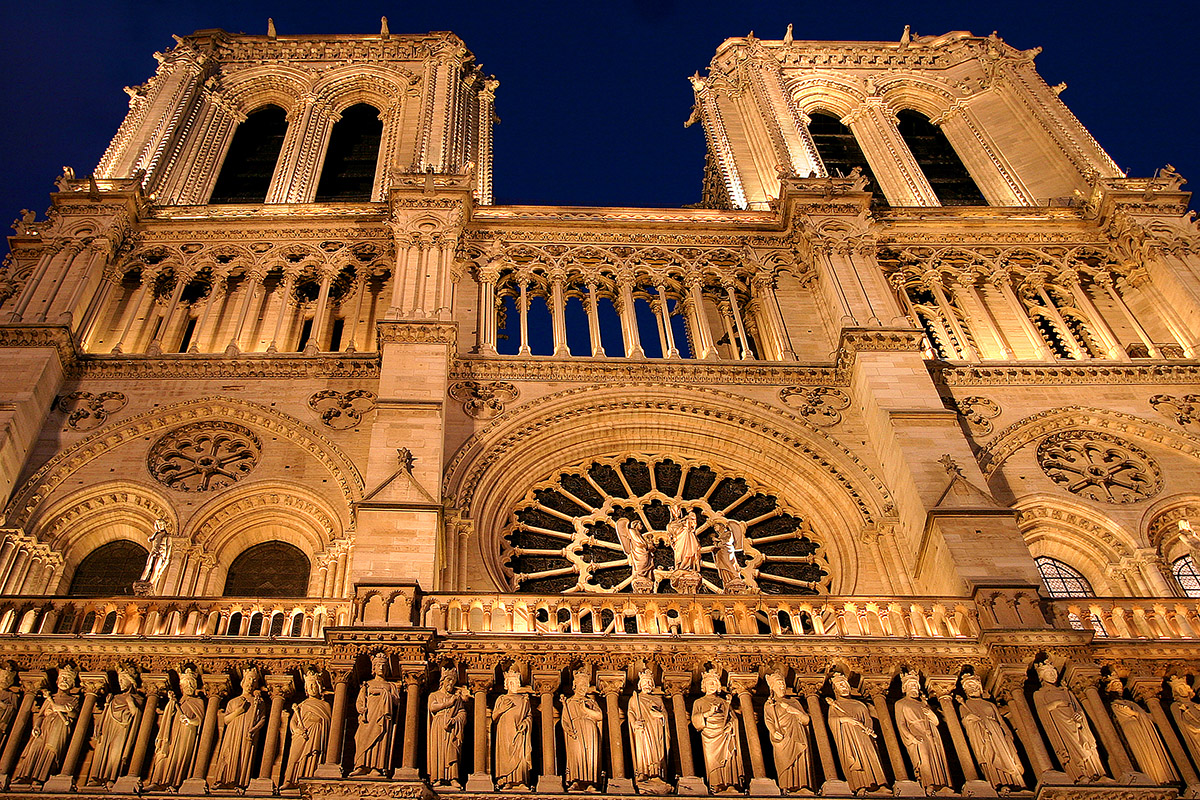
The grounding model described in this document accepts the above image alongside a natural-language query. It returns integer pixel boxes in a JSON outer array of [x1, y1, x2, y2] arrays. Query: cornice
[[0, 325, 80, 367], [77, 353, 381, 381], [450, 356, 841, 386], [470, 204, 779, 228], [147, 203, 389, 222], [933, 361, 1200, 387]]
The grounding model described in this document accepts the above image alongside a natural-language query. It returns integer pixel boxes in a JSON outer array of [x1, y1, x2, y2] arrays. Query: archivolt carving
[[1015, 497, 1138, 562], [186, 482, 343, 562], [777, 386, 850, 426], [6, 397, 364, 527], [1145, 496, 1200, 551], [54, 391, 127, 431], [26, 482, 177, 554], [1037, 431, 1162, 504], [147, 422, 262, 492]]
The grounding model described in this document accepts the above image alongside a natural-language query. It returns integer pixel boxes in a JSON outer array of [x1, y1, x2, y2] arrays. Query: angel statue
[[614, 516, 656, 593], [712, 519, 748, 592]]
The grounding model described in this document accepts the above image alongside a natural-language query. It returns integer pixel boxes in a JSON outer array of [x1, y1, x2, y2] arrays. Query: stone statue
[[957, 672, 1023, 790], [667, 503, 701, 593], [492, 666, 533, 790], [615, 516, 655, 592], [1031, 660, 1104, 782], [427, 663, 469, 789], [825, 669, 887, 794], [283, 668, 331, 788], [691, 668, 744, 794], [763, 670, 811, 794], [712, 519, 748, 592], [627, 668, 670, 794], [135, 519, 171, 595], [352, 652, 400, 777], [210, 665, 266, 789], [893, 670, 952, 794], [1169, 676, 1200, 762], [1104, 676, 1177, 784], [87, 663, 144, 786], [0, 662, 20, 741], [561, 665, 604, 791], [13, 663, 80, 785], [11, 210, 37, 236], [147, 667, 205, 790]]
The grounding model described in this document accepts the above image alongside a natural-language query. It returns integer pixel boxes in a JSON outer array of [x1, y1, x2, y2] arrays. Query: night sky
[[1, 0, 1196, 224]]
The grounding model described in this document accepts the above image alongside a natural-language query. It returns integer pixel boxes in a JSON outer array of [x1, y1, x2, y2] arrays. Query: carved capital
[[142, 673, 172, 696], [201, 673, 231, 698], [924, 677, 958, 700], [662, 671, 694, 695], [595, 670, 626, 696], [531, 670, 561, 696], [466, 669, 494, 695], [401, 665, 428, 688], [795, 675, 827, 697], [19, 672, 48, 694], [265, 675, 295, 699], [81, 673, 110, 696], [858, 677, 891, 699], [1127, 678, 1166, 706], [727, 672, 760, 695]]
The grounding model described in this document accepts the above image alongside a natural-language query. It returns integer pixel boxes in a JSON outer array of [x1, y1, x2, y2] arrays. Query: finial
[[783, 24, 794, 45], [381, 17, 390, 38], [397, 447, 415, 472], [1052, 82, 1067, 95], [267, 18, 277, 39], [900, 25, 912, 47], [938, 454, 963, 477]]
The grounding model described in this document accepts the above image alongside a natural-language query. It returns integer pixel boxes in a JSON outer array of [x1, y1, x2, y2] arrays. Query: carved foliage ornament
[[55, 391, 127, 431], [448, 381, 519, 420], [1037, 431, 1162, 504], [948, 395, 1001, 435], [148, 422, 262, 492], [1149, 394, 1200, 432], [308, 390, 377, 430], [777, 386, 850, 427]]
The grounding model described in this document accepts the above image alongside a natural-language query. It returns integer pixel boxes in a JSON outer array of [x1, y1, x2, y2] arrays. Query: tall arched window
[[1173, 556, 1200, 598], [807, 111, 885, 205], [895, 109, 987, 206], [209, 105, 289, 204], [68, 540, 149, 597], [1034, 556, 1094, 598], [223, 541, 310, 597], [315, 104, 384, 202]]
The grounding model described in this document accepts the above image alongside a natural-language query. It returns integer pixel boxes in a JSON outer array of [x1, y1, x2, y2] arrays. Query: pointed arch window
[[807, 111, 886, 205], [1173, 556, 1200, 598], [895, 109, 987, 206], [209, 105, 289, 204], [67, 540, 149, 597], [315, 103, 384, 202], [1035, 556, 1094, 598]]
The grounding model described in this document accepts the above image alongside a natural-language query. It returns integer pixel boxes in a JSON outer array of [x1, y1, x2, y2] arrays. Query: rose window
[[501, 455, 828, 594], [148, 422, 262, 492], [1037, 431, 1162, 504]]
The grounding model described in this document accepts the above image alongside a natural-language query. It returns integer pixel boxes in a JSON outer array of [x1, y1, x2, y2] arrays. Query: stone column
[[585, 280, 605, 357], [464, 669, 494, 791], [315, 669, 351, 779], [664, 672, 706, 795], [685, 279, 718, 359], [550, 272, 570, 356], [1129, 679, 1200, 791], [861, 677, 921, 797], [925, 273, 977, 360], [616, 274, 644, 358], [516, 277, 532, 356], [797, 677, 845, 794], [179, 673, 228, 795], [956, 272, 1014, 359], [45, 673, 106, 791], [1065, 668, 1137, 781], [927, 678, 994, 797], [247, 675, 292, 795], [723, 282, 753, 360], [395, 666, 426, 781], [477, 271, 499, 355], [0, 672, 46, 787], [1061, 269, 1126, 360], [729, 673, 780, 795], [9, 240, 66, 321], [112, 674, 167, 793], [993, 674, 1058, 781], [147, 270, 189, 355], [533, 670, 563, 793], [992, 270, 1054, 359], [227, 269, 265, 354], [1098, 273, 1160, 357], [597, 670, 633, 794], [653, 284, 680, 359], [306, 271, 336, 353], [110, 269, 153, 354]]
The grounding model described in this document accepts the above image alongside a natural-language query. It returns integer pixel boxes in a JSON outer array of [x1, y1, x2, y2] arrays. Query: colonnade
[[0, 534, 62, 598]]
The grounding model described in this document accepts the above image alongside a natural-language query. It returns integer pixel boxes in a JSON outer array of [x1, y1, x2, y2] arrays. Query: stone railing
[[0, 595, 353, 639], [420, 592, 982, 638], [1051, 596, 1200, 639]]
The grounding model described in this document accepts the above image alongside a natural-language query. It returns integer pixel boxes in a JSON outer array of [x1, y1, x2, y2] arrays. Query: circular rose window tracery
[[501, 455, 828, 595], [147, 422, 262, 492], [1037, 431, 1162, 504]]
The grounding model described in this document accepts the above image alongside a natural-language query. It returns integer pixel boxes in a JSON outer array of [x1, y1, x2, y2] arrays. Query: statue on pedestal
[[1104, 675, 1177, 784], [210, 665, 266, 789], [957, 672, 1023, 790], [0, 663, 20, 743], [615, 516, 655, 593], [712, 519, 748, 593], [667, 503, 701, 593], [134, 519, 171, 596], [1170, 675, 1200, 762], [691, 668, 743, 794], [283, 668, 331, 788], [825, 669, 887, 794], [12, 663, 80, 785], [1031, 660, 1104, 782], [427, 663, 469, 789], [893, 670, 952, 794], [88, 663, 144, 786], [561, 665, 604, 791], [627, 668, 670, 794], [763, 670, 811, 794], [352, 652, 400, 777], [147, 666, 205, 790], [492, 666, 533, 790]]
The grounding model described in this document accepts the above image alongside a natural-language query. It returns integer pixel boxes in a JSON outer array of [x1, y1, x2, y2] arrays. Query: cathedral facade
[[0, 23, 1198, 799]]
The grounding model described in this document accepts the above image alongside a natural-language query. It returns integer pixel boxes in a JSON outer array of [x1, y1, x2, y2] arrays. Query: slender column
[[989, 270, 1053, 359], [686, 279, 718, 359], [389, 242, 417, 315], [798, 679, 841, 791], [861, 679, 915, 792], [533, 670, 563, 793], [477, 271, 499, 354], [1066, 670, 1135, 780], [926, 680, 985, 792], [653, 284, 680, 358], [0, 540, 17, 583], [1025, 275, 1086, 359], [1, 550, 29, 595], [45, 674, 107, 791], [267, 274, 296, 353], [37, 241, 89, 322], [1129, 679, 1200, 788], [616, 275, 645, 358], [315, 669, 351, 778], [729, 673, 779, 795], [112, 674, 167, 792], [664, 672, 705, 794], [723, 283, 752, 360], [958, 273, 1015, 359], [190, 274, 226, 353], [1100, 273, 1160, 357], [994, 676, 1055, 778], [926, 273, 977, 360], [550, 273, 569, 356], [585, 281, 605, 357], [57, 243, 107, 325], [181, 673, 229, 793], [1061, 270, 1126, 360], [597, 670, 633, 793], [9, 241, 66, 321], [148, 271, 189, 354], [1127, 267, 1197, 357], [396, 666, 425, 781], [464, 670, 494, 791], [307, 272, 335, 353], [247, 676, 292, 794], [342, 275, 368, 352], [752, 273, 796, 361], [111, 272, 152, 354], [517, 278, 532, 356], [0, 672, 47, 785], [228, 270, 265, 353]]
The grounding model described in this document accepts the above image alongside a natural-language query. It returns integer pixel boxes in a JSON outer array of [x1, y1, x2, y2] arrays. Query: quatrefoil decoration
[[308, 390, 378, 430], [147, 422, 262, 493], [778, 386, 850, 426], [55, 391, 127, 431], [449, 380, 519, 420]]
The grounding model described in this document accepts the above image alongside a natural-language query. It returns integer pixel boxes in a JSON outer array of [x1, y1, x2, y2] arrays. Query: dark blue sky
[[1, 0, 1196, 220]]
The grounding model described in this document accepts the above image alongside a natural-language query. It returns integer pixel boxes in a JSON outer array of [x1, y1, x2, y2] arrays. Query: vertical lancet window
[[209, 105, 288, 204], [807, 112, 885, 205], [315, 103, 384, 202], [895, 110, 987, 206]]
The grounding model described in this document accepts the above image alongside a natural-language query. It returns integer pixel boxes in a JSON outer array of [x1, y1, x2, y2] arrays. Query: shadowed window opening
[[223, 541, 310, 597], [67, 540, 149, 597], [807, 111, 886, 207], [210, 105, 288, 204], [895, 110, 987, 206], [315, 104, 384, 202]]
